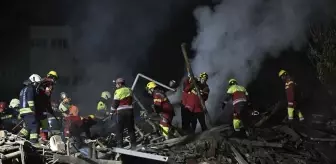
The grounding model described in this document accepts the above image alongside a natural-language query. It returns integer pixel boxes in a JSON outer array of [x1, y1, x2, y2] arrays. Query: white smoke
[[190, 0, 322, 121]]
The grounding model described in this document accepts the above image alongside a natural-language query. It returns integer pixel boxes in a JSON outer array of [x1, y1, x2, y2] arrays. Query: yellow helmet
[[88, 115, 95, 119], [101, 91, 111, 99], [278, 70, 287, 77], [200, 72, 208, 79], [47, 70, 58, 78], [228, 79, 237, 85], [146, 82, 157, 91]]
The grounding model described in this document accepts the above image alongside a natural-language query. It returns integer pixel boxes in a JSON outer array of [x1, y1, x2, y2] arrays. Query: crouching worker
[[18, 74, 42, 144], [146, 82, 174, 139]]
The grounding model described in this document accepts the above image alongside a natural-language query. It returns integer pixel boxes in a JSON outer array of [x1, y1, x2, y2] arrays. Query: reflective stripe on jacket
[[226, 85, 248, 105]]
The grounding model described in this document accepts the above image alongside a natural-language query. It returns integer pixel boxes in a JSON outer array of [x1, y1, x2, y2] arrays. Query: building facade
[[30, 26, 77, 87]]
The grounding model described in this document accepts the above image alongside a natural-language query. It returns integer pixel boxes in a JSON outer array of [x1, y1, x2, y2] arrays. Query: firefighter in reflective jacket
[[188, 72, 209, 132], [111, 78, 136, 148], [0, 102, 19, 132], [36, 74, 57, 142], [222, 79, 249, 132], [146, 82, 174, 139], [96, 91, 111, 118], [278, 70, 304, 121], [18, 74, 42, 143]]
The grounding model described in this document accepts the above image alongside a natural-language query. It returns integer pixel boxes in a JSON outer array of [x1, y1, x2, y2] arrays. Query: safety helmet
[[278, 69, 287, 77], [115, 78, 125, 84], [29, 74, 42, 83], [229, 79, 237, 85], [146, 82, 157, 91], [88, 115, 95, 119], [9, 98, 20, 108], [60, 92, 68, 100], [47, 70, 58, 79], [101, 91, 111, 100], [200, 72, 208, 79], [0, 102, 7, 109]]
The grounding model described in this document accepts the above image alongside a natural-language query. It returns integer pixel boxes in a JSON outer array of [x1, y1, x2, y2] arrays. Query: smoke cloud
[[68, 0, 185, 114], [190, 0, 324, 121]]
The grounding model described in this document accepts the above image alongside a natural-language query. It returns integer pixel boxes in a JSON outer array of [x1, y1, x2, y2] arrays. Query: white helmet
[[9, 98, 20, 108], [29, 74, 42, 83]]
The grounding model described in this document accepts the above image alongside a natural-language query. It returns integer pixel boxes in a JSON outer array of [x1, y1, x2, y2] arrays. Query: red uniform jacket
[[185, 81, 209, 113], [285, 77, 296, 108], [181, 77, 192, 106], [153, 89, 174, 127], [64, 116, 83, 137]]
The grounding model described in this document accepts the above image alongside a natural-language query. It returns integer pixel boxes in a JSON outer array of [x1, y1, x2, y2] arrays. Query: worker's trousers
[[19, 113, 38, 143], [232, 102, 247, 131], [191, 112, 207, 132], [114, 109, 136, 148], [287, 101, 304, 121], [38, 118, 49, 141], [181, 104, 192, 132]]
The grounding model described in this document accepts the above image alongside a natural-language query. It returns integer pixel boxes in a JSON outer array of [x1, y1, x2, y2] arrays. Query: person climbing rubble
[[35, 70, 58, 142], [222, 79, 249, 132], [278, 70, 304, 122], [189, 72, 209, 132], [0, 101, 19, 132], [146, 81, 175, 139], [185, 73, 208, 133], [96, 91, 111, 118], [181, 75, 194, 133], [18, 74, 42, 143], [111, 77, 136, 148], [58, 92, 71, 116]]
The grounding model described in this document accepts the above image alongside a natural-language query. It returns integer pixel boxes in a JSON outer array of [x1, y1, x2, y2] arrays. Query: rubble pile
[[143, 124, 330, 164]]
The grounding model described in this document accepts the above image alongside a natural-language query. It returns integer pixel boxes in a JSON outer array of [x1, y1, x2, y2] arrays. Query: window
[[51, 38, 69, 49], [31, 38, 47, 48]]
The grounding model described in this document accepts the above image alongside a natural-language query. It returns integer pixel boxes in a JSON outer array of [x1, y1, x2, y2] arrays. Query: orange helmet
[[69, 105, 79, 116]]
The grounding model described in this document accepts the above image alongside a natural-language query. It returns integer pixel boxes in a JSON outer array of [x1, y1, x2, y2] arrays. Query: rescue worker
[[59, 92, 71, 116], [278, 70, 304, 121], [111, 78, 136, 148], [0, 101, 19, 132], [46, 70, 58, 83], [36, 75, 56, 142], [146, 82, 174, 139], [185, 73, 208, 132], [64, 105, 82, 138], [189, 72, 209, 132], [18, 74, 42, 143], [181, 75, 193, 132], [222, 79, 249, 132], [96, 91, 111, 118]]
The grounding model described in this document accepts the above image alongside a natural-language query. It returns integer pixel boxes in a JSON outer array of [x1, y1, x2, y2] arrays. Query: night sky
[[1, 0, 334, 119]]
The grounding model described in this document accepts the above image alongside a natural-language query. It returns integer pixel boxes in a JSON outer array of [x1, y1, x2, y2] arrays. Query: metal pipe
[[131, 73, 176, 91], [1, 151, 21, 160]]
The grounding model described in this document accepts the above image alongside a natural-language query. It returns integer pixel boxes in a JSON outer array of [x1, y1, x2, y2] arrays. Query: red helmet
[[0, 102, 7, 112]]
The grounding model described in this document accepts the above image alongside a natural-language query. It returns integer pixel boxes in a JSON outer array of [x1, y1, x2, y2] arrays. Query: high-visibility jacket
[[112, 87, 133, 111], [224, 85, 248, 106], [19, 85, 35, 115], [97, 98, 108, 111]]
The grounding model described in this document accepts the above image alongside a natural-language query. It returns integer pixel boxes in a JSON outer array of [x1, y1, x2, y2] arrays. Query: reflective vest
[[226, 85, 248, 105], [113, 87, 133, 110]]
